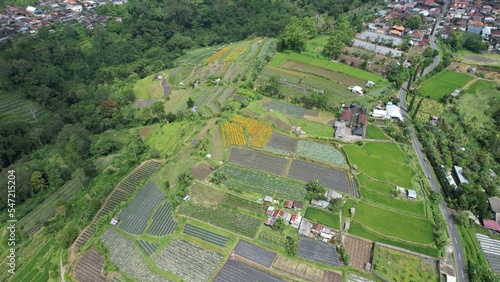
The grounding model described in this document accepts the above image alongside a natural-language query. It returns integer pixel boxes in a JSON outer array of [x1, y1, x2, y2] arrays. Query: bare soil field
[[343, 235, 373, 270], [190, 163, 214, 181], [139, 125, 156, 140], [72, 248, 105, 282], [273, 254, 343, 282]]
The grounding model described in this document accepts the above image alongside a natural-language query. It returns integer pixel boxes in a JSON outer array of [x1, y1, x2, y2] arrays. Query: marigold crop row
[[225, 48, 243, 62], [222, 122, 247, 146], [232, 116, 272, 147], [205, 46, 233, 63]]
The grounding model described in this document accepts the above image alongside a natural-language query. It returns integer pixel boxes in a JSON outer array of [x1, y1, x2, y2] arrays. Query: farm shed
[[264, 196, 273, 203], [372, 109, 388, 118], [344, 221, 350, 231], [299, 219, 313, 236], [396, 186, 405, 194], [311, 199, 329, 209], [386, 104, 403, 120], [293, 201, 303, 210], [350, 86, 363, 94], [407, 189, 417, 199], [325, 190, 342, 201], [453, 166, 469, 184], [489, 196, 500, 223]]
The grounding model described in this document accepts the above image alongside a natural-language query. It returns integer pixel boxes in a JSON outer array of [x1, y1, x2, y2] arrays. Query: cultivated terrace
[[0, 0, 499, 282]]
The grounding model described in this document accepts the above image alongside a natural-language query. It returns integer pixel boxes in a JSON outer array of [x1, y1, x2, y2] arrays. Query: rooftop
[[489, 196, 500, 213], [483, 219, 500, 232]]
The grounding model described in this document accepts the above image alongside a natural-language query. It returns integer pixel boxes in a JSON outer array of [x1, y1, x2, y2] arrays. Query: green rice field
[[366, 124, 389, 140], [418, 70, 474, 100]]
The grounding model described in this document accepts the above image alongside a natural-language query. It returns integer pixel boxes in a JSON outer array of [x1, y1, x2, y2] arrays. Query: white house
[[350, 86, 363, 94], [372, 109, 388, 118], [407, 189, 417, 199], [386, 104, 403, 120]]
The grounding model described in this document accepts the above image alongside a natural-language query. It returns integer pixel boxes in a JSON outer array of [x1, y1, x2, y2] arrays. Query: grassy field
[[362, 142, 408, 163], [344, 144, 414, 188], [289, 117, 334, 138], [414, 97, 444, 121], [0, 93, 51, 124], [418, 70, 474, 100], [457, 80, 499, 127], [269, 52, 385, 84], [357, 174, 394, 194], [455, 50, 500, 66], [366, 124, 389, 140], [304, 207, 340, 229], [144, 121, 201, 158], [352, 201, 434, 245], [360, 187, 425, 217], [133, 74, 164, 99], [372, 245, 439, 281]]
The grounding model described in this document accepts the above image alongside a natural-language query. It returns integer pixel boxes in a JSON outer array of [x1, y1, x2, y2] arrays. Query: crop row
[[225, 47, 243, 62], [222, 122, 247, 147], [183, 224, 230, 247], [297, 140, 348, 167], [101, 229, 165, 282], [228, 147, 289, 176], [288, 159, 350, 194], [19, 179, 82, 236], [73, 248, 105, 282], [206, 87, 225, 113], [232, 116, 272, 147], [219, 164, 306, 200], [146, 202, 178, 236], [223, 193, 263, 213], [118, 181, 164, 235], [136, 240, 159, 256], [152, 239, 223, 282], [217, 86, 236, 104], [179, 204, 262, 238], [205, 46, 233, 63], [74, 161, 161, 248], [258, 230, 287, 249], [264, 99, 306, 119]]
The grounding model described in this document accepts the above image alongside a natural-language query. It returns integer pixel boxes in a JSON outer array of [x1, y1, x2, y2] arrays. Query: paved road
[[398, 0, 468, 280]]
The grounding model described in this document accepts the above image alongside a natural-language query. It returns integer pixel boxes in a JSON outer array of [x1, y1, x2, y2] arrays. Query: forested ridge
[[0, 0, 376, 210]]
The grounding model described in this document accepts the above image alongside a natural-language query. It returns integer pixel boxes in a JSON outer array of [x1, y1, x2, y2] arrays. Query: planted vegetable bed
[[183, 224, 230, 247], [146, 202, 178, 237], [228, 147, 289, 176], [234, 240, 276, 268], [287, 160, 350, 194]]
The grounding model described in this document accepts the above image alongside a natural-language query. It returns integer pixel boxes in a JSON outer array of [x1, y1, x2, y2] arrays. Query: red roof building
[[483, 219, 500, 232], [272, 210, 284, 219], [284, 200, 293, 209], [340, 111, 352, 121], [357, 114, 367, 125], [311, 223, 323, 234]]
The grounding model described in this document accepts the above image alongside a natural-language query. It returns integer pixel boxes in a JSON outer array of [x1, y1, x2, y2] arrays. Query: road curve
[[398, 0, 468, 279]]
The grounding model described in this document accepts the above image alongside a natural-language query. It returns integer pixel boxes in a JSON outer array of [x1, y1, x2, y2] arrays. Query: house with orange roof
[[467, 20, 484, 34]]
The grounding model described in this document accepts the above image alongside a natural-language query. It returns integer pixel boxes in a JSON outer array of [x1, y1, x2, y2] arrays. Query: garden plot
[[282, 60, 365, 86], [265, 133, 298, 153], [265, 115, 292, 131], [146, 202, 177, 237], [100, 229, 165, 282], [234, 240, 276, 268], [372, 244, 438, 281], [215, 259, 283, 282], [264, 99, 306, 118], [287, 160, 350, 194], [72, 248, 105, 282], [179, 204, 262, 238], [229, 147, 289, 176], [119, 181, 164, 235], [476, 234, 500, 273], [297, 140, 347, 167], [183, 224, 230, 247], [220, 164, 306, 200], [136, 240, 159, 256], [152, 239, 223, 282], [343, 235, 373, 270], [298, 237, 341, 267], [191, 163, 214, 181], [272, 255, 343, 282]]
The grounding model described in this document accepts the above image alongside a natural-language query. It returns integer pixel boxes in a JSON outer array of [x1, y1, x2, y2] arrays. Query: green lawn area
[[133, 74, 164, 99], [304, 207, 340, 229], [372, 245, 439, 281], [366, 124, 389, 140], [289, 117, 333, 138], [144, 121, 200, 158], [305, 35, 329, 55], [348, 221, 439, 257], [353, 201, 434, 245], [457, 80, 500, 127], [418, 70, 474, 100], [357, 174, 394, 194], [269, 52, 385, 83], [362, 142, 408, 163], [360, 187, 425, 217], [343, 144, 414, 188]]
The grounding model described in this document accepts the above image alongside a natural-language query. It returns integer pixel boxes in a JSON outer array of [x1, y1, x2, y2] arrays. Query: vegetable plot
[[222, 122, 247, 146], [152, 239, 223, 282], [228, 147, 289, 176], [146, 202, 178, 237], [297, 140, 347, 167], [183, 224, 230, 247]]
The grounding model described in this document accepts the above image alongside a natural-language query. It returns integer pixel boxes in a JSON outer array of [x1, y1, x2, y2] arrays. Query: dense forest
[[0, 0, 378, 210]]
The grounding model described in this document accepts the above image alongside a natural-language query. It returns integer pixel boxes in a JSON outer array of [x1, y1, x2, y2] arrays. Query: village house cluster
[[0, 0, 126, 41]]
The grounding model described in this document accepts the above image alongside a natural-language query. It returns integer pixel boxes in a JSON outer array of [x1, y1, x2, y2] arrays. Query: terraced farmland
[[264, 99, 306, 118], [0, 93, 51, 124], [228, 147, 289, 176], [136, 240, 159, 256], [101, 229, 165, 282], [146, 202, 178, 237], [118, 181, 164, 235], [298, 237, 341, 267], [219, 164, 306, 200], [183, 224, 230, 247], [74, 160, 161, 248], [152, 239, 223, 282], [234, 240, 276, 268], [19, 179, 82, 236], [265, 133, 298, 153], [179, 204, 262, 238], [214, 259, 284, 282], [287, 159, 350, 194], [72, 248, 105, 282]]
